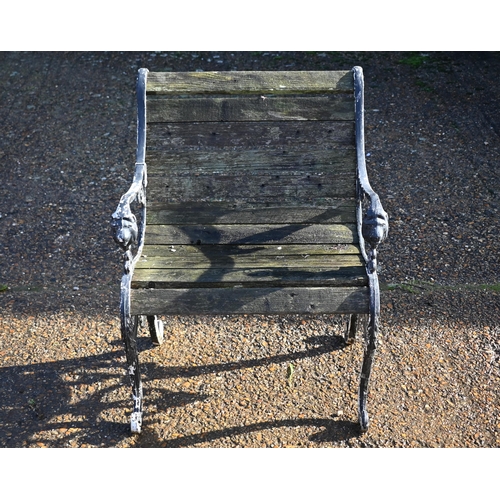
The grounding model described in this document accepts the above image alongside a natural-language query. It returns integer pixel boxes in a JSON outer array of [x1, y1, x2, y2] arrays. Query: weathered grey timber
[[111, 67, 388, 434]]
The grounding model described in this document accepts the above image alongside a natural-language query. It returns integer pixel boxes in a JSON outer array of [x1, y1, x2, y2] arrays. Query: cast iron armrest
[[111, 68, 149, 272], [111, 162, 146, 251], [352, 66, 389, 272], [110, 162, 147, 276]]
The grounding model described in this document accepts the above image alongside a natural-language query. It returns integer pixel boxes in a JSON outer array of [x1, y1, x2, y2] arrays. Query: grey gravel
[[0, 51, 498, 448]]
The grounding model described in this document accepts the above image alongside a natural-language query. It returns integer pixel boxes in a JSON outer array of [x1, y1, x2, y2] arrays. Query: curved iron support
[[352, 66, 389, 432], [120, 272, 143, 432], [111, 68, 163, 433], [111, 66, 149, 261]]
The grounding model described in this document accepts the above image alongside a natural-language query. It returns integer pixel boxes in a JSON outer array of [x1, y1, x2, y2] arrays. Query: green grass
[[383, 280, 500, 294], [479, 283, 500, 292], [398, 53, 430, 68], [384, 280, 430, 293]]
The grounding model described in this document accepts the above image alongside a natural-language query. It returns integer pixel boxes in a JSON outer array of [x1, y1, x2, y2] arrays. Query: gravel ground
[[0, 51, 499, 449]]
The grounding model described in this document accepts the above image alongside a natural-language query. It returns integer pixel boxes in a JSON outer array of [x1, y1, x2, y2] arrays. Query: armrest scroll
[[111, 162, 147, 253], [352, 66, 389, 272]]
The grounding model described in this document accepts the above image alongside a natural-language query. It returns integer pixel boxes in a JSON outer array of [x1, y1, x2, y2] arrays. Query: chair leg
[[121, 312, 143, 433], [346, 314, 358, 345], [358, 271, 381, 433], [358, 312, 378, 432], [147, 315, 164, 346]]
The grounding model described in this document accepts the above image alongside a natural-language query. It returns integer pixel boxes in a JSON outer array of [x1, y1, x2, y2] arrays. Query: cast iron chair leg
[[121, 295, 143, 433], [346, 314, 358, 345], [147, 315, 164, 346], [358, 271, 380, 433], [358, 312, 378, 432]]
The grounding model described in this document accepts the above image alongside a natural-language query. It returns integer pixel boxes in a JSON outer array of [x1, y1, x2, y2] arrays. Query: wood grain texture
[[141, 243, 361, 257], [146, 202, 358, 225], [146, 71, 353, 95], [146, 148, 356, 172], [132, 244, 367, 288], [147, 95, 354, 123], [132, 267, 367, 288], [130, 286, 369, 315], [145, 148, 356, 205], [133, 242, 365, 287], [143, 223, 358, 245], [136, 245, 362, 269], [146, 183, 355, 207], [145, 121, 355, 150]]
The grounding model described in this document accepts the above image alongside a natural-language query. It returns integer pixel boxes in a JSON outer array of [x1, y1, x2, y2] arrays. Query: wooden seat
[[111, 68, 388, 434], [132, 205, 368, 315]]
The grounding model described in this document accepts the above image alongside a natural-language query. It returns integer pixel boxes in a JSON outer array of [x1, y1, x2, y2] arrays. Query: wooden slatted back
[[145, 71, 357, 226]]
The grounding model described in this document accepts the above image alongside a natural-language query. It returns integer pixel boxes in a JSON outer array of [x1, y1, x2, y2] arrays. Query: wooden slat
[[130, 286, 369, 315], [144, 224, 357, 245], [146, 148, 356, 171], [146, 202, 357, 225], [146, 121, 355, 150], [147, 95, 354, 123], [132, 267, 367, 288], [146, 71, 353, 95], [141, 243, 361, 257], [136, 245, 362, 269], [146, 177, 355, 206]]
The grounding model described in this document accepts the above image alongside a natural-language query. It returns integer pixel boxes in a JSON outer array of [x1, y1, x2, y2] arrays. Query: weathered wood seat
[[111, 67, 388, 434]]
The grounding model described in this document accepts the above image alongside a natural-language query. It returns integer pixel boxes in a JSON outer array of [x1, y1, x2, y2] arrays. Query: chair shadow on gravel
[[0, 348, 162, 447], [0, 332, 360, 447], [135, 331, 363, 446], [140, 332, 346, 379], [141, 418, 361, 448]]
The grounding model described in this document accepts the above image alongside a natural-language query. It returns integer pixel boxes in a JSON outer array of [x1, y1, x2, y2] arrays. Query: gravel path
[[0, 51, 499, 448]]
